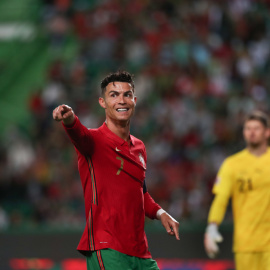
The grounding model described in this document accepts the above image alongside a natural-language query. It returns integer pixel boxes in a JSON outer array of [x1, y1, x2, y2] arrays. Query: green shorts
[[86, 249, 160, 270]]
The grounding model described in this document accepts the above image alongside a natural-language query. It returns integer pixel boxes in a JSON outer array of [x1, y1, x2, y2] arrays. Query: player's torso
[[77, 126, 147, 210], [76, 126, 150, 256], [232, 153, 270, 197], [230, 149, 270, 251], [231, 150, 270, 211], [92, 129, 146, 196]]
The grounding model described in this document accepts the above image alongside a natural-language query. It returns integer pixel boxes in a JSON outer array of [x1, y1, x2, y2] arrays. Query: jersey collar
[[100, 122, 134, 146]]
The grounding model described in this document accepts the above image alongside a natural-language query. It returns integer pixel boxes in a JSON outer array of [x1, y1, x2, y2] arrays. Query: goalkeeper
[[204, 111, 270, 270]]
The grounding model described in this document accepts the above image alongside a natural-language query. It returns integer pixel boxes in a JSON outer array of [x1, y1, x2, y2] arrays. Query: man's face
[[243, 120, 270, 147], [99, 81, 137, 123]]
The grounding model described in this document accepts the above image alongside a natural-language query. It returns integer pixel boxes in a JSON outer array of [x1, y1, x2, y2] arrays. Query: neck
[[105, 118, 130, 141], [247, 143, 268, 157]]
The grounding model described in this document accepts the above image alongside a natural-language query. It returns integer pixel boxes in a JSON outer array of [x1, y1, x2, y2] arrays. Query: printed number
[[248, 179, 253, 190], [116, 157, 124, 175], [237, 179, 245, 192], [237, 178, 253, 193]]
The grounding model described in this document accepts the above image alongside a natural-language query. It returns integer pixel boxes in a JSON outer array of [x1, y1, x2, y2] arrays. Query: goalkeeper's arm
[[204, 193, 230, 258]]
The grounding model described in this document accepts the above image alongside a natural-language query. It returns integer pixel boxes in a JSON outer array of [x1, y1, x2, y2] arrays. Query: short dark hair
[[245, 110, 270, 128], [100, 70, 135, 96]]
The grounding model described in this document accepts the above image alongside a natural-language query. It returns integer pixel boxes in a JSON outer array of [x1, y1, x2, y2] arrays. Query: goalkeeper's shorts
[[235, 252, 270, 270], [86, 248, 160, 270]]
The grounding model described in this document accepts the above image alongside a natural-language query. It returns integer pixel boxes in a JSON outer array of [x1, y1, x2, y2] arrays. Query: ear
[[266, 128, 270, 139], [134, 96, 137, 106], [99, 97, 106, 109]]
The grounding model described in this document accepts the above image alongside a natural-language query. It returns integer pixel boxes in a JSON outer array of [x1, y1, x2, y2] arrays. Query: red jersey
[[63, 116, 161, 258]]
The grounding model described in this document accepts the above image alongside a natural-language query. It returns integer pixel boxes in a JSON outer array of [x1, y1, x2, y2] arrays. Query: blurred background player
[[204, 111, 270, 270], [53, 70, 179, 270]]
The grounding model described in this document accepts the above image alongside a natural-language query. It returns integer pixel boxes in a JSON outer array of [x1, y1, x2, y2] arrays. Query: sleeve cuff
[[156, 209, 166, 219], [62, 115, 78, 129]]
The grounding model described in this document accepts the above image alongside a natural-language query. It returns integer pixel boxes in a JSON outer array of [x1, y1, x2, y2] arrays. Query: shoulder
[[88, 127, 101, 133], [88, 125, 104, 135], [83, 126, 104, 142], [218, 150, 247, 174], [225, 149, 247, 164]]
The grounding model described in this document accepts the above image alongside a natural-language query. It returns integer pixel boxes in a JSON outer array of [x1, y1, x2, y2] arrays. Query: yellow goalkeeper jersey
[[211, 148, 270, 252]]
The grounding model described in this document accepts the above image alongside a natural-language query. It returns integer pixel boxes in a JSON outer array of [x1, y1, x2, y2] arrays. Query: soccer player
[[204, 111, 270, 270], [52, 70, 179, 270]]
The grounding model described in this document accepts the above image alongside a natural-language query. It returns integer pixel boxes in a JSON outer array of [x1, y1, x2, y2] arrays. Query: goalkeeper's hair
[[245, 110, 270, 128], [100, 70, 135, 96]]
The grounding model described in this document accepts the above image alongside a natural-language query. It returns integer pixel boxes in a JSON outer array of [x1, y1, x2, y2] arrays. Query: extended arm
[[52, 104, 75, 125], [52, 104, 93, 155]]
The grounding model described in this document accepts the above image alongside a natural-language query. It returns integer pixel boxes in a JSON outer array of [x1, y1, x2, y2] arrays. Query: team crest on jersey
[[139, 153, 146, 169]]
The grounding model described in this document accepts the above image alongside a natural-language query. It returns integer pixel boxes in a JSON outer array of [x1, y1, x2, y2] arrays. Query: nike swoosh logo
[[115, 147, 121, 152]]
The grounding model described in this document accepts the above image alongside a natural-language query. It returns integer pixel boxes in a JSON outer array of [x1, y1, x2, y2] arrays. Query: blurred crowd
[[1, 0, 270, 230]]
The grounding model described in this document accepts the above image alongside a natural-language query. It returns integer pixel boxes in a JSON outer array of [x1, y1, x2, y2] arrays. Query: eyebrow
[[108, 90, 133, 94]]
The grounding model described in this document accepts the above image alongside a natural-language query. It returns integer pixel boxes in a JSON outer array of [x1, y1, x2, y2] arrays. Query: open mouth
[[116, 108, 129, 112]]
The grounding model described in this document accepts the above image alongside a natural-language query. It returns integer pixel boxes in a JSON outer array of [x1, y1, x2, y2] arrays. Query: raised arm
[[53, 104, 75, 125], [52, 104, 93, 155]]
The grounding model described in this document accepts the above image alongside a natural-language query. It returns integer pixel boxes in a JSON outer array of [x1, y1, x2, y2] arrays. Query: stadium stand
[[0, 0, 270, 234]]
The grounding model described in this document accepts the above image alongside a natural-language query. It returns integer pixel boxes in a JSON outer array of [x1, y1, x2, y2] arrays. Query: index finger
[[171, 222, 180, 240], [61, 104, 72, 111]]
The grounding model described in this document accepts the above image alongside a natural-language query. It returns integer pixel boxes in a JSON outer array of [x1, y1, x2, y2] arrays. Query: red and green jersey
[[63, 116, 161, 258]]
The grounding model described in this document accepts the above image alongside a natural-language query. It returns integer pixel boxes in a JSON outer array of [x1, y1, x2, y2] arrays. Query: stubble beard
[[247, 140, 265, 149], [248, 142, 260, 148]]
